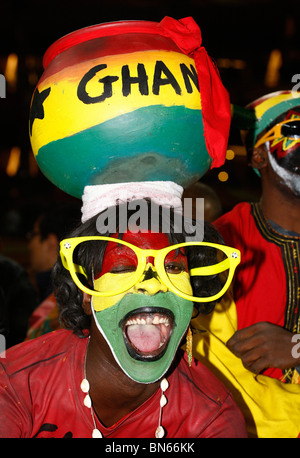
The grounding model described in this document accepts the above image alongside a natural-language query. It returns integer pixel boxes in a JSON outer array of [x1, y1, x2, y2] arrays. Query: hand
[[226, 322, 300, 374]]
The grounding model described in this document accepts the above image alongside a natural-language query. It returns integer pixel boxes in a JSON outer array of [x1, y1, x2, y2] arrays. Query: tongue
[[127, 324, 162, 353]]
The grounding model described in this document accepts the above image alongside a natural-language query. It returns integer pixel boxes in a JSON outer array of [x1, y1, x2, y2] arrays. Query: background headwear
[[29, 16, 231, 200], [239, 90, 300, 148]]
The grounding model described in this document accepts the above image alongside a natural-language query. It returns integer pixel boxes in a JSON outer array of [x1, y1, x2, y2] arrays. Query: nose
[[133, 264, 168, 295]]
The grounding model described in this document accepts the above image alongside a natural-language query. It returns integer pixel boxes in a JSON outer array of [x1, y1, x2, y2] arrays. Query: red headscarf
[[160, 16, 231, 169]]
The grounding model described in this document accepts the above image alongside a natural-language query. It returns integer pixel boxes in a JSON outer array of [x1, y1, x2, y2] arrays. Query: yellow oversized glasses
[[60, 236, 240, 303], [254, 117, 300, 148]]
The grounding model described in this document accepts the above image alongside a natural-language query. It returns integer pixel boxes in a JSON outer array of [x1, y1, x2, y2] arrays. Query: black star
[[29, 87, 51, 135], [143, 266, 159, 281]]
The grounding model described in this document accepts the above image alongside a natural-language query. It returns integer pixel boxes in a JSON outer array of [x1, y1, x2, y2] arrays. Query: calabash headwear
[[29, 16, 231, 203]]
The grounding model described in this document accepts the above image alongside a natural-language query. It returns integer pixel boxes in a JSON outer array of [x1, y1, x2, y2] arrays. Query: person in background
[[215, 90, 300, 382], [0, 253, 37, 347], [26, 202, 81, 339], [193, 90, 300, 438], [182, 181, 223, 222], [28, 202, 81, 303]]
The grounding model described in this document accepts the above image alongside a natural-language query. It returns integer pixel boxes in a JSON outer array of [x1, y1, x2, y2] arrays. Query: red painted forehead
[[113, 231, 170, 249], [98, 232, 171, 277]]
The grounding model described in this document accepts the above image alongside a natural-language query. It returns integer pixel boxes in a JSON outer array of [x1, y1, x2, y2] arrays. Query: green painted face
[[91, 291, 193, 383]]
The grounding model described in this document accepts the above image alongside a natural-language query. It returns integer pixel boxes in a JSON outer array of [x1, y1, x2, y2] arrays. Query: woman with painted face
[[0, 200, 246, 438]]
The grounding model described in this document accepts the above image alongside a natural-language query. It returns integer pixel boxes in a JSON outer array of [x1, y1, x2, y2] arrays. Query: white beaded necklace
[[80, 340, 169, 438], [80, 377, 103, 438]]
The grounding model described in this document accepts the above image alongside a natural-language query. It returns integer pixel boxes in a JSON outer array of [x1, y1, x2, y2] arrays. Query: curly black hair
[[52, 200, 225, 337]]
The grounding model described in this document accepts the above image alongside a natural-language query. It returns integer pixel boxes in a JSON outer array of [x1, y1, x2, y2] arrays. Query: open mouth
[[120, 307, 174, 361]]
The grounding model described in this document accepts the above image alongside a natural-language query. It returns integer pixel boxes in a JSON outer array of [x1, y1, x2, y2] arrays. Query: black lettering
[[152, 61, 181, 96], [180, 64, 199, 93], [32, 423, 73, 438], [122, 63, 149, 96], [32, 423, 57, 438], [77, 64, 119, 104]]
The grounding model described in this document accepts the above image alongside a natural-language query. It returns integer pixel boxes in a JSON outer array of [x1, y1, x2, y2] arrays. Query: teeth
[[126, 315, 170, 327]]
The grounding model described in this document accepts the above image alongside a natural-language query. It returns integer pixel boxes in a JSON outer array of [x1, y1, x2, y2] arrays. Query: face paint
[[99, 239, 138, 276], [268, 110, 300, 161], [278, 145, 300, 176], [267, 146, 300, 197], [92, 232, 192, 311], [93, 265, 193, 311], [263, 109, 300, 197], [91, 231, 194, 383], [91, 292, 193, 383]]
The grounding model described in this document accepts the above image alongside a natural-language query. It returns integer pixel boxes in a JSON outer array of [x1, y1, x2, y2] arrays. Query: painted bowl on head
[[29, 20, 211, 198]]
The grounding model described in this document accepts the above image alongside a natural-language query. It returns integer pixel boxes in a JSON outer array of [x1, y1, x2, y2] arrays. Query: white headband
[[81, 181, 183, 223]]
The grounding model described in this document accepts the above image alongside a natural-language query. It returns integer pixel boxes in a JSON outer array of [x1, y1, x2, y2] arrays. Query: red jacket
[[0, 329, 247, 438]]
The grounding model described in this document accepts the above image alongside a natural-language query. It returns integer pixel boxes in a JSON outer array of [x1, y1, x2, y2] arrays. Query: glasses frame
[[254, 117, 300, 149], [60, 236, 240, 303]]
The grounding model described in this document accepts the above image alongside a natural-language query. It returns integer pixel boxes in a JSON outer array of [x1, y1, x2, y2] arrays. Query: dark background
[[0, 0, 299, 266]]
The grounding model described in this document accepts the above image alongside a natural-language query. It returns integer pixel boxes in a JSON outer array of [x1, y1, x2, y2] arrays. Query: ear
[[250, 146, 268, 170], [82, 292, 92, 315]]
